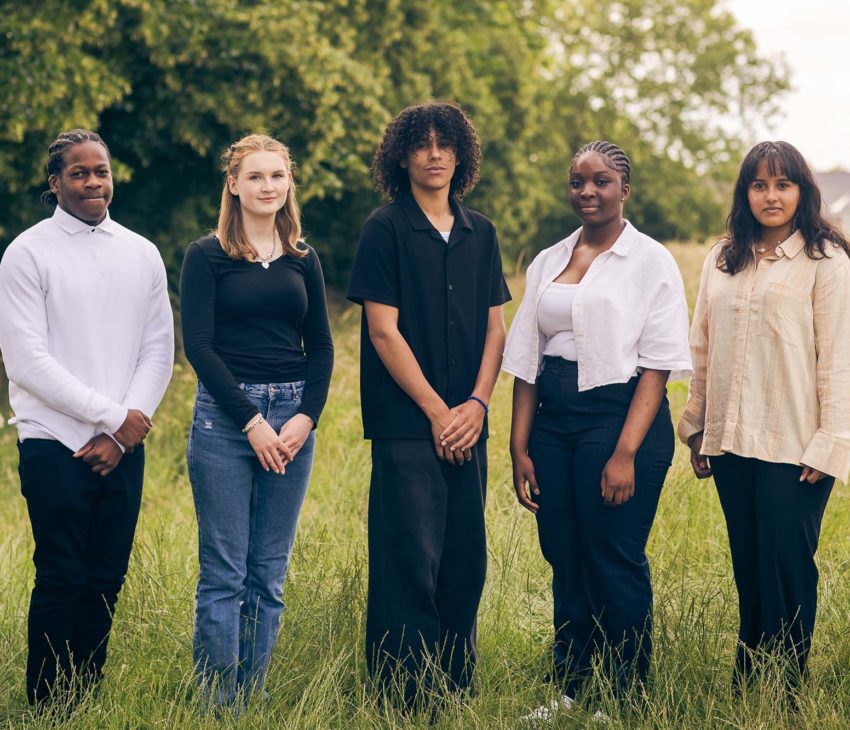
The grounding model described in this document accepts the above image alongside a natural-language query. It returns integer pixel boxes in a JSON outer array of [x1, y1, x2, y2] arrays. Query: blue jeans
[[187, 381, 315, 704]]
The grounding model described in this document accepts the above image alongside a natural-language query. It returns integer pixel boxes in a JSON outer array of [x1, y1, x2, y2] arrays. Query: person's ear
[[227, 175, 238, 196], [621, 183, 631, 203], [48, 174, 59, 194]]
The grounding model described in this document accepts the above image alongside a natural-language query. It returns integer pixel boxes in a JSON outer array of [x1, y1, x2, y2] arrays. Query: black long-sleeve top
[[180, 235, 334, 428]]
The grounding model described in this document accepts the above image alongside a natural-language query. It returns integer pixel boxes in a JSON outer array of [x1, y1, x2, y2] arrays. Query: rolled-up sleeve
[[636, 253, 692, 381], [800, 257, 850, 480], [502, 255, 543, 383]]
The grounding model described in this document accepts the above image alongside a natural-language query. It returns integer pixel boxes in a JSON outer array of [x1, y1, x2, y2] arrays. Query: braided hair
[[41, 129, 110, 205], [571, 140, 631, 186]]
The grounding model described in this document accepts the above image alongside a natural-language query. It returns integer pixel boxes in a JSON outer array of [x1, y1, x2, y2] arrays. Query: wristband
[[687, 431, 702, 448], [466, 395, 489, 414], [242, 413, 264, 433]]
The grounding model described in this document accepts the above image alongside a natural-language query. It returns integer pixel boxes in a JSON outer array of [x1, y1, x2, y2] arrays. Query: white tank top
[[537, 282, 578, 361]]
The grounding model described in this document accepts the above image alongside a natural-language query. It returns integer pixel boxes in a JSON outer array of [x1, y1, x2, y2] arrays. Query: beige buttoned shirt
[[678, 233, 850, 481]]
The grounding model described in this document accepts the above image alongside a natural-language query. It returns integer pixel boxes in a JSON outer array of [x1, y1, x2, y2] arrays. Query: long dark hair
[[718, 141, 850, 274]]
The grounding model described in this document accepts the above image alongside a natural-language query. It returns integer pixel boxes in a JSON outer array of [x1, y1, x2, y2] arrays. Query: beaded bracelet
[[466, 395, 489, 414], [242, 413, 264, 433]]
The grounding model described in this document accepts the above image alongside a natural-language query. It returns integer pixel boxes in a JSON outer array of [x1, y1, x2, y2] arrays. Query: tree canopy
[[0, 0, 787, 287]]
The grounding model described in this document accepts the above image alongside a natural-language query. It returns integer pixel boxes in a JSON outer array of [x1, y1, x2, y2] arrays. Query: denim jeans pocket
[[196, 381, 217, 407]]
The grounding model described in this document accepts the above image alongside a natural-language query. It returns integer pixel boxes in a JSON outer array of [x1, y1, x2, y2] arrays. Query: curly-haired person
[[347, 102, 511, 710]]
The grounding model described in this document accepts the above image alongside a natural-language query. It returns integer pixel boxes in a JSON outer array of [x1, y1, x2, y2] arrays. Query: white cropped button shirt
[[503, 221, 692, 389]]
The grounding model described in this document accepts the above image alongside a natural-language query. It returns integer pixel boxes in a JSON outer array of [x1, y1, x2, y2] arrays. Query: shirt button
[[448, 284, 453, 291], [449, 320, 455, 326]]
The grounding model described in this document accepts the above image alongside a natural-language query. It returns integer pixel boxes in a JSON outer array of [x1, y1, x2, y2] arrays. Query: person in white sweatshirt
[[0, 129, 174, 706]]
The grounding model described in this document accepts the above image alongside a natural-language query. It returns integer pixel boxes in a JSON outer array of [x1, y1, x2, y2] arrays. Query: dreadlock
[[41, 129, 110, 205]]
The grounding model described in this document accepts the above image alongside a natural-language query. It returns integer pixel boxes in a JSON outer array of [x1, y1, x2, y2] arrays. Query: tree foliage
[[0, 0, 788, 287]]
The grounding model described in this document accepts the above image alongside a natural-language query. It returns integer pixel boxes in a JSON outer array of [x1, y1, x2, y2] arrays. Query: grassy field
[[1, 242, 849, 728]]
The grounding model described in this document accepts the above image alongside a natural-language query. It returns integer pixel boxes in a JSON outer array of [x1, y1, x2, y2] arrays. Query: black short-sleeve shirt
[[347, 191, 511, 440]]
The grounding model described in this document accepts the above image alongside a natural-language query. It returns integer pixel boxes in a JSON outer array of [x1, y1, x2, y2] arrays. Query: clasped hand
[[246, 414, 313, 475], [74, 408, 154, 477], [74, 434, 124, 476], [113, 408, 152, 449], [431, 400, 485, 465]]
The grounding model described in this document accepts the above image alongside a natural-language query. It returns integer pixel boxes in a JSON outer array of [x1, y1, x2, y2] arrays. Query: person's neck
[[580, 218, 625, 249], [60, 203, 106, 227], [757, 222, 794, 246], [242, 212, 277, 249], [410, 184, 453, 223]]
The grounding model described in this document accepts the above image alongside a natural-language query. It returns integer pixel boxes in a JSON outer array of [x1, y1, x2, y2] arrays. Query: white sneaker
[[591, 708, 611, 724], [521, 694, 575, 723]]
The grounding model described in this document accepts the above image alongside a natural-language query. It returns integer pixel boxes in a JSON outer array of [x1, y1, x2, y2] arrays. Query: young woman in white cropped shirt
[[503, 141, 691, 718]]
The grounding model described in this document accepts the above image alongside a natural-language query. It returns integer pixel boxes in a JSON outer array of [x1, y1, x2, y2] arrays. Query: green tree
[[0, 0, 788, 290]]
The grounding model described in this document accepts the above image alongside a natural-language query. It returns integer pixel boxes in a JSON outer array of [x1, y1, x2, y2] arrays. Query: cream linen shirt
[[678, 234, 850, 481], [503, 221, 692, 388]]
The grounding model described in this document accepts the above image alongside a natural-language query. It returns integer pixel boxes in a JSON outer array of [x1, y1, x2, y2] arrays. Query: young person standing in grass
[[0, 129, 174, 706], [347, 102, 510, 709], [504, 141, 691, 721], [680, 141, 850, 696], [180, 133, 333, 708]]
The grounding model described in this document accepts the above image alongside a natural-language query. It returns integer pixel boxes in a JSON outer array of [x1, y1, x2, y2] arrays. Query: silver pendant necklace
[[755, 231, 793, 255], [257, 234, 278, 269]]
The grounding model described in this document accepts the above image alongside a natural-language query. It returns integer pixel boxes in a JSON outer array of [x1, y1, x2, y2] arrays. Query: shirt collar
[[559, 219, 637, 257], [52, 205, 117, 236], [775, 230, 805, 259], [397, 190, 473, 233]]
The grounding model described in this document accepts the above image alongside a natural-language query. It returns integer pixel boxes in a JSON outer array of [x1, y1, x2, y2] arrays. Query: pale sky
[[725, 0, 850, 172]]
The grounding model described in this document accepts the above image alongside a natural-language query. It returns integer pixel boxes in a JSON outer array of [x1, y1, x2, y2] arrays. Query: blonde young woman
[[180, 134, 333, 705]]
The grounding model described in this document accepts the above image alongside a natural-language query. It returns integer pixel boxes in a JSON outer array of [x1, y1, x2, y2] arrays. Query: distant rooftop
[[816, 170, 850, 233]]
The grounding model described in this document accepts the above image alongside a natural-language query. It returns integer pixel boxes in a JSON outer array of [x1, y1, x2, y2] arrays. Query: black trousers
[[529, 358, 673, 697], [711, 453, 833, 689], [366, 439, 487, 707], [17, 438, 144, 705]]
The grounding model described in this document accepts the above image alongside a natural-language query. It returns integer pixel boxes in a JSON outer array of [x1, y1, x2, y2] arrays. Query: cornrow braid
[[41, 129, 110, 205], [572, 140, 631, 185]]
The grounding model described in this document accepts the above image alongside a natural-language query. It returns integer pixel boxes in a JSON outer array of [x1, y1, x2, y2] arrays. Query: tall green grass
[[1, 243, 849, 728]]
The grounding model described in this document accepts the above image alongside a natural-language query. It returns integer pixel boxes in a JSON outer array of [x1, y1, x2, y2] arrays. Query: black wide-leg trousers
[[17, 438, 144, 705], [711, 453, 833, 688], [529, 358, 673, 698], [366, 438, 487, 707]]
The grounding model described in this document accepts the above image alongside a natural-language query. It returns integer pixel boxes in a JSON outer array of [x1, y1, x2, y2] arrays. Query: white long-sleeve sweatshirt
[[0, 206, 174, 451]]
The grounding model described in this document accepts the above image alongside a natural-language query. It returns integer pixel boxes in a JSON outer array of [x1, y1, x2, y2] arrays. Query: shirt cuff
[[677, 404, 705, 445], [636, 357, 692, 381], [103, 403, 129, 434], [105, 432, 126, 453], [800, 429, 850, 482]]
